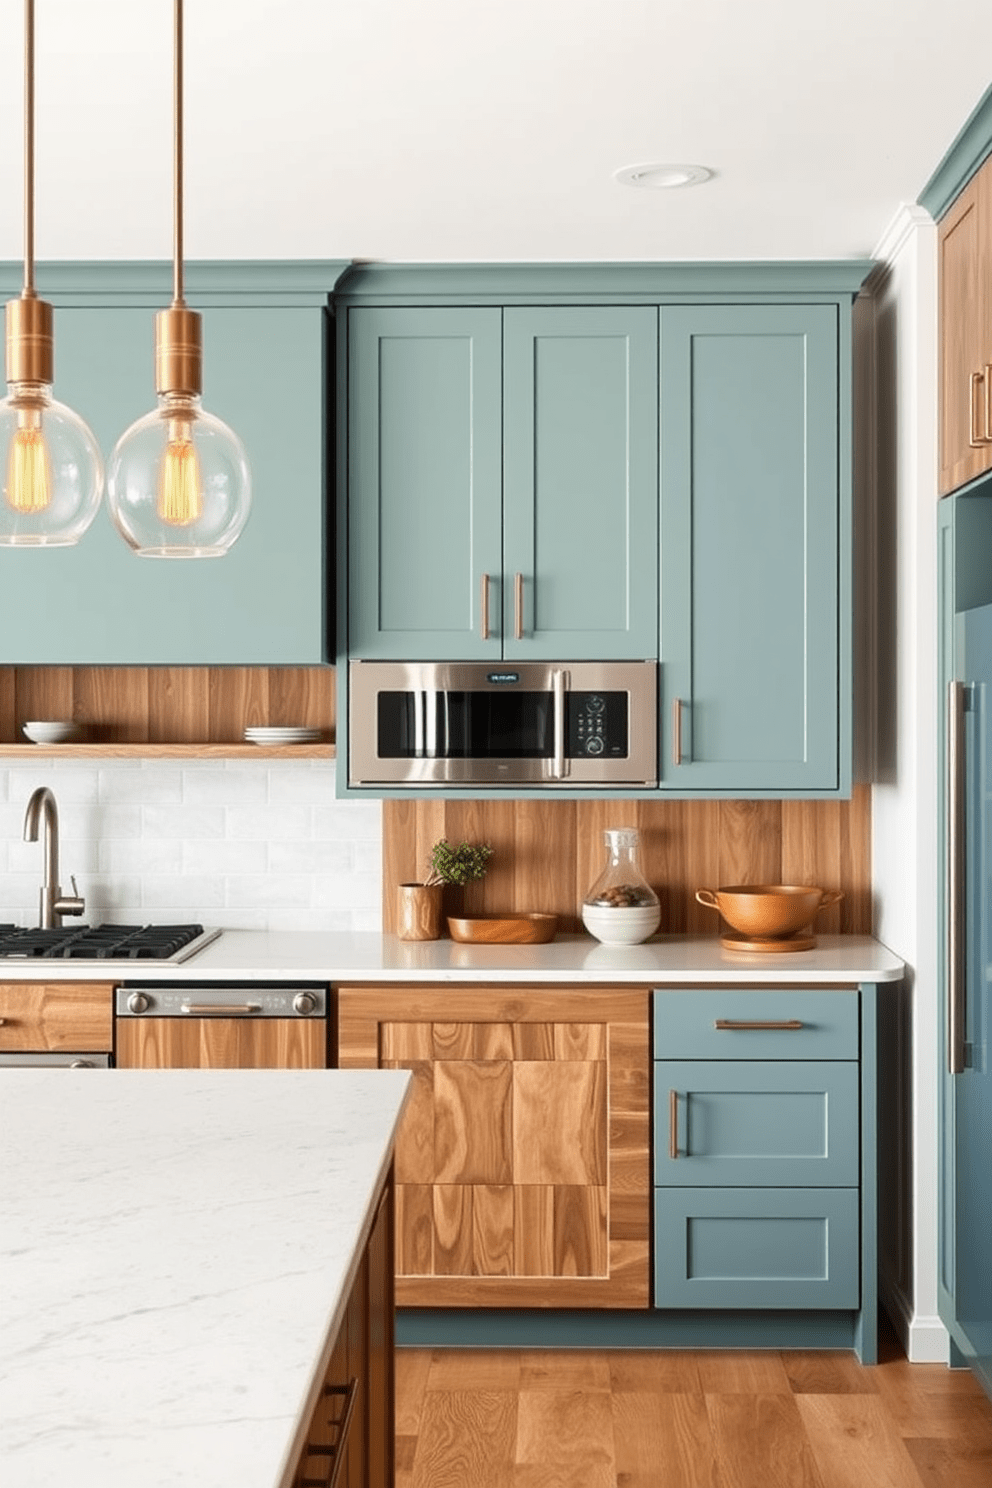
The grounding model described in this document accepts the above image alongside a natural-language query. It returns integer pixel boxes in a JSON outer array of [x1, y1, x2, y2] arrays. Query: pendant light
[[0, 0, 103, 547], [106, 0, 250, 558]]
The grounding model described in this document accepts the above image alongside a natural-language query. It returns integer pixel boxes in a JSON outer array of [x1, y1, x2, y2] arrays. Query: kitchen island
[[0, 1068, 411, 1488]]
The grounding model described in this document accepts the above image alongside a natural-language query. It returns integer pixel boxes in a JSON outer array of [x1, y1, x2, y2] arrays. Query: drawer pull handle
[[297, 1377, 359, 1488], [971, 370, 989, 447], [180, 1003, 261, 1016], [714, 1018, 804, 1031], [668, 1087, 678, 1159], [672, 698, 684, 765], [514, 571, 524, 640], [480, 572, 490, 641]]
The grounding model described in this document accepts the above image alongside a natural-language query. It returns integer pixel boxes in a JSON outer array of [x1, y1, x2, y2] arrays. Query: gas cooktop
[[0, 924, 221, 961]]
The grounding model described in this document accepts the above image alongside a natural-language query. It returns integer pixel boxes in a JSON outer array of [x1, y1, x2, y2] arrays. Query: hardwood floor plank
[[783, 1350, 880, 1395], [604, 1348, 703, 1394], [696, 1352, 794, 1393], [515, 1389, 615, 1472], [411, 1390, 517, 1488], [395, 1348, 433, 1435], [706, 1393, 826, 1488], [512, 1467, 615, 1487], [612, 1391, 722, 1486], [794, 1393, 927, 1488], [904, 1435, 992, 1487], [518, 1352, 612, 1390], [427, 1349, 523, 1392]]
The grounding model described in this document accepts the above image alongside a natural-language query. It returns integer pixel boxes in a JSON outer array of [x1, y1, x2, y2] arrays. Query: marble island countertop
[[0, 930, 904, 983], [0, 1068, 411, 1488]]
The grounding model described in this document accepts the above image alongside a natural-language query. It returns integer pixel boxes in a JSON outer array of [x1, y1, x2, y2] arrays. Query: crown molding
[[918, 84, 992, 221]]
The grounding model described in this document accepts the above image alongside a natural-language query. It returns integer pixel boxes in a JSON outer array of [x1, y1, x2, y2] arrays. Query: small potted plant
[[397, 839, 494, 941]]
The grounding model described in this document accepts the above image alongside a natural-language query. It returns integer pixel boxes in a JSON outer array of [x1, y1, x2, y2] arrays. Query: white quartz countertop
[[0, 1068, 411, 1488], [0, 930, 904, 983]]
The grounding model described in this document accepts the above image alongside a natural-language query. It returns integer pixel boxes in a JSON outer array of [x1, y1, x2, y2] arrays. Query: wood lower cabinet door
[[115, 1018, 326, 1068], [0, 982, 113, 1052], [336, 985, 650, 1308], [939, 168, 992, 495]]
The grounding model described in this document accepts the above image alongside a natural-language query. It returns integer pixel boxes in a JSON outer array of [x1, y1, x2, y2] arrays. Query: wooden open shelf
[[0, 665, 336, 758]]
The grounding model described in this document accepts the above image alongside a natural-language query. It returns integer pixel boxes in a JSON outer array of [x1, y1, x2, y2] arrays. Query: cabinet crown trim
[[919, 82, 992, 221], [335, 261, 875, 304], [0, 259, 350, 305]]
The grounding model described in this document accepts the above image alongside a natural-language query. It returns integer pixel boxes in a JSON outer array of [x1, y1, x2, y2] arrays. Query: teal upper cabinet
[[348, 306, 503, 660], [0, 262, 341, 664], [347, 303, 658, 661], [658, 303, 846, 794]]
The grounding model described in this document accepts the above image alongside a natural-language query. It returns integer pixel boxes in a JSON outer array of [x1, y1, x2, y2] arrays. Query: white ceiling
[[0, 0, 990, 266]]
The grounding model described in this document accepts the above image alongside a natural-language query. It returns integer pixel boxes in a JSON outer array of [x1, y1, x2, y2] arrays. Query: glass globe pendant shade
[[106, 392, 251, 558], [0, 380, 103, 547]]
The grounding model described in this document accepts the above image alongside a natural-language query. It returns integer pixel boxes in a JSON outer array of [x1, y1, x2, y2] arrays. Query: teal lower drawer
[[654, 1187, 860, 1310]]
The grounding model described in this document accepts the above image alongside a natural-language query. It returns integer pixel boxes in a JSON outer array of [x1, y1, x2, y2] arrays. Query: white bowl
[[22, 721, 80, 744], [582, 902, 661, 946]]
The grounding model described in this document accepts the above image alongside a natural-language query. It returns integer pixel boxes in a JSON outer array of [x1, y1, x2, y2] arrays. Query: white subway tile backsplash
[[0, 761, 382, 931]]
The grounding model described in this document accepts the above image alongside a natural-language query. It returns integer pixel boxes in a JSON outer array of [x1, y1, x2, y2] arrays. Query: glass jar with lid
[[582, 827, 660, 945]]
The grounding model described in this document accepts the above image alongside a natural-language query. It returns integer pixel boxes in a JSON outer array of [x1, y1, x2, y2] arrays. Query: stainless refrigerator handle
[[948, 680, 968, 1076], [552, 669, 567, 779]]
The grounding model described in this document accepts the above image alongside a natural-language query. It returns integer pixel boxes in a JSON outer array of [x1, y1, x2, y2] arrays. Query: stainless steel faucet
[[22, 787, 86, 930]]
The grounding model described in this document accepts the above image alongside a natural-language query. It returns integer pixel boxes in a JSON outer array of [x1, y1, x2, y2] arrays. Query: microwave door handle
[[413, 691, 425, 758], [424, 689, 439, 758], [552, 669, 568, 778]]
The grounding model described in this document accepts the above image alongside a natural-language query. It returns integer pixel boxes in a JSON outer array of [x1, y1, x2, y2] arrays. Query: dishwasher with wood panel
[[114, 985, 328, 1068]]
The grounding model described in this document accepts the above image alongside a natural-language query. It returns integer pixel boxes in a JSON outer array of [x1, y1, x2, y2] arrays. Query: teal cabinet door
[[654, 1187, 860, 1309], [654, 1060, 860, 1187], [0, 304, 327, 663], [659, 304, 841, 791], [502, 307, 658, 660], [347, 306, 503, 660]]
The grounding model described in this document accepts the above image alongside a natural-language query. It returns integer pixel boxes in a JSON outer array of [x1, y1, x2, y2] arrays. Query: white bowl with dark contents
[[582, 884, 661, 946]]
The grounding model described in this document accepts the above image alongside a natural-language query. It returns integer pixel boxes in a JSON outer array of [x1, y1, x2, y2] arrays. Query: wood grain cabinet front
[[939, 163, 992, 495], [289, 1177, 394, 1488], [336, 985, 651, 1308], [0, 982, 113, 1052]]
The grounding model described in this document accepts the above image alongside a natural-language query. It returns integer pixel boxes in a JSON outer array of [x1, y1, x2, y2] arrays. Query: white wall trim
[[881, 1272, 950, 1363], [871, 203, 935, 271]]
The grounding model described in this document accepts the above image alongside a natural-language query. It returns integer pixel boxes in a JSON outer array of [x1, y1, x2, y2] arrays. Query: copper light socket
[[155, 304, 202, 398], [5, 295, 53, 386]]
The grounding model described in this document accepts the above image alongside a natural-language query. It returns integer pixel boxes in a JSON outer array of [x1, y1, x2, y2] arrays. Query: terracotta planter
[[397, 883, 443, 941]]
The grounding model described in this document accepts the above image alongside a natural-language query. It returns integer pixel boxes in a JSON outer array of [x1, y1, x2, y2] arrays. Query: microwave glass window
[[377, 690, 554, 759]]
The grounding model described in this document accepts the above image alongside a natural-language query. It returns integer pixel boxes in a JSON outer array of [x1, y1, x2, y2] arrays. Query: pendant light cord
[[23, 0, 35, 297], [173, 0, 185, 307]]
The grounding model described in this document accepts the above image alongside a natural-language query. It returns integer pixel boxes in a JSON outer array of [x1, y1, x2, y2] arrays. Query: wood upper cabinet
[[336, 984, 650, 1308], [346, 305, 658, 662], [659, 303, 845, 793], [0, 982, 112, 1051], [0, 268, 330, 665], [115, 1018, 326, 1069], [939, 166, 992, 495]]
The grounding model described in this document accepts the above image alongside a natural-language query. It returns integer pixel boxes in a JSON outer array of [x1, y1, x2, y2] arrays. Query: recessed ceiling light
[[614, 163, 713, 190]]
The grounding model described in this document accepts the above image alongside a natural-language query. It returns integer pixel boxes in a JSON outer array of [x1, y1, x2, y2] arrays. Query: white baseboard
[[880, 1274, 949, 1363]]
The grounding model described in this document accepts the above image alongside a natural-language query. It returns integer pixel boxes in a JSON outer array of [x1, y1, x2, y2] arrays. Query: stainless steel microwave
[[348, 660, 658, 788]]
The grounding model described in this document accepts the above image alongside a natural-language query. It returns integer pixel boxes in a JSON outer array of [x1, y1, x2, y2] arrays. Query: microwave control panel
[[567, 692, 629, 758]]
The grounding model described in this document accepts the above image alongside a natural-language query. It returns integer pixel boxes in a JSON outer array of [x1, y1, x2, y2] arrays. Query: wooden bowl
[[694, 884, 843, 938], [447, 913, 558, 945]]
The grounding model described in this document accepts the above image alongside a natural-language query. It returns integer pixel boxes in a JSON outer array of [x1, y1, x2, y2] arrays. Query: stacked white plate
[[22, 720, 81, 744], [244, 726, 323, 745]]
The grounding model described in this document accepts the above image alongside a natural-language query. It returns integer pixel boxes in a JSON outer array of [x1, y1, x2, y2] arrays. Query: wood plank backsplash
[[382, 788, 872, 936]]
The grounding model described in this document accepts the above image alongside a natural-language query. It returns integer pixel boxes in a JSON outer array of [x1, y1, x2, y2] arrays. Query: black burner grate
[[0, 924, 206, 959]]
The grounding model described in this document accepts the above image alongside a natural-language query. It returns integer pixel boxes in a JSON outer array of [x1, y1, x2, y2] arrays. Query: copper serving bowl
[[695, 884, 843, 938]]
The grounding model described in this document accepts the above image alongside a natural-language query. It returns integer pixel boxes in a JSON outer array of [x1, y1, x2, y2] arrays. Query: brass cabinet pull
[[480, 572, 490, 641], [985, 365, 992, 443], [672, 698, 684, 765], [948, 680, 967, 1075], [514, 572, 524, 640], [668, 1088, 678, 1159], [180, 1002, 261, 1015], [971, 369, 988, 447], [714, 1018, 804, 1031]]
